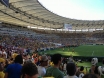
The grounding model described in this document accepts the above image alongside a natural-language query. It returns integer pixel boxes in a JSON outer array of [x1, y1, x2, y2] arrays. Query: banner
[[64, 24, 72, 30]]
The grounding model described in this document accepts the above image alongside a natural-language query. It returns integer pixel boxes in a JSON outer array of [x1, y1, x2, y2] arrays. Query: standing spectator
[[4, 60, 9, 73], [68, 55, 74, 63], [94, 66, 101, 78], [0, 62, 4, 78], [45, 54, 64, 78], [38, 55, 48, 77], [4, 55, 23, 78], [77, 66, 85, 78], [21, 62, 38, 78], [64, 62, 78, 78], [0, 49, 2, 55], [63, 61, 67, 72], [89, 58, 98, 74], [82, 74, 97, 78], [2, 49, 7, 59], [102, 59, 104, 65], [0, 55, 5, 63]]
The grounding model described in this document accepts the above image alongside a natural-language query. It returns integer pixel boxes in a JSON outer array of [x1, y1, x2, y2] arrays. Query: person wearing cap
[[38, 55, 48, 77]]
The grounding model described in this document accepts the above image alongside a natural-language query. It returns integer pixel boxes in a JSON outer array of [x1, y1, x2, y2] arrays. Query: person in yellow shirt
[[0, 58, 5, 63], [80, 66, 86, 74], [0, 62, 5, 78], [76, 66, 85, 78], [12, 52, 18, 60]]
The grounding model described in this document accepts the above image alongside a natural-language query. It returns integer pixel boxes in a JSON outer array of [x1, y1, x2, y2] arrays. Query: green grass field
[[39, 45, 104, 67], [40, 45, 104, 57], [40, 45, 104, 77]]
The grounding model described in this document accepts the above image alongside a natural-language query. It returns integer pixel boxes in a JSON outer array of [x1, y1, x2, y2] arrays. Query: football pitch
[[40, 45, 104, 57], [39, 45, 104, 68]]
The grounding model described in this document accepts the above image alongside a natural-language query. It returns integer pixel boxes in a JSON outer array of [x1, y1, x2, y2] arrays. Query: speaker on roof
[[0, 0, 9, 7]]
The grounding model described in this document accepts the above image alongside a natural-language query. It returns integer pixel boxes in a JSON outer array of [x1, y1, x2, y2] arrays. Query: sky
[[38, 0, 104, 20]]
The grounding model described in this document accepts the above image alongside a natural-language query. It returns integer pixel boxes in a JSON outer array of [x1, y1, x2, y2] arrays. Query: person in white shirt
[[38, 55, 48, 77], [0, 50, 2, 58], [63, 62, 67, 71], [64, 62, 78, 78], [0, 50, 2, 55], [68, 56, 74, 63], [2, 49, 7, 59]]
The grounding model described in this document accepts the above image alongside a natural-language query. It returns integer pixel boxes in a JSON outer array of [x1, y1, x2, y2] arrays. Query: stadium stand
[[0, 0, 104, 78]]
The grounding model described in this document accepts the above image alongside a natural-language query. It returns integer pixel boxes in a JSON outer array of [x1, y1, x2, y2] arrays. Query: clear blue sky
[[38, 0, 104, 20]]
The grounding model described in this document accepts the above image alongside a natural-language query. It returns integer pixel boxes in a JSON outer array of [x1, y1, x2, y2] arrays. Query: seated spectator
[[82, 74, 97, 78], [45, 54, 64, 78], [38, 55, 48, 77], [64, 62, 78, 78], [21, 62, 38, 78], [4, 55, 23, 78], [0, 62, 4, 78]]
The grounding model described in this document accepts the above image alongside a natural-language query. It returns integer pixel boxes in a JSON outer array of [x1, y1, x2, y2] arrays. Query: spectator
[[68, 55, 74, 63], [0, 56, 5, 63], [98, 66, 104, 78], [21, 62, 38, 78], [0, 62, 4, 78], [64, 62, 78, 78], [4, 55, 23, 78], [4, 60, 9, 73], [102, 59, 104, 65], [94, 66, 101, 78], [45, 54, 64, 78], [38, 55, 48, 77], [2, 49, 7, 59], [63, 61, 67, 73], [89, 58, 98, 74], [79, 66, 85, 78], [82, 74, 97, 78]]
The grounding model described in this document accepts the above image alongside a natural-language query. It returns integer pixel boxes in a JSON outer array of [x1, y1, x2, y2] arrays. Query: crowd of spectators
[[0, 25, 104, 78], [0, 25, 104, 52], [0, 51, 104, 78]]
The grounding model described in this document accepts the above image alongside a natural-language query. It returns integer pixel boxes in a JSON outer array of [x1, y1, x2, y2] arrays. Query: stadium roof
[[0, 0, 104, 29]]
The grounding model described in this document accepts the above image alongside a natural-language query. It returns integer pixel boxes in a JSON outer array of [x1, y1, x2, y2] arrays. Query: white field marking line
[[92, 51, 94, 56]]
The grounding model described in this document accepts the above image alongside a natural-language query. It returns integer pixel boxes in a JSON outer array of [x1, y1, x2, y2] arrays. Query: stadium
[[0, 0, 104, 78]]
